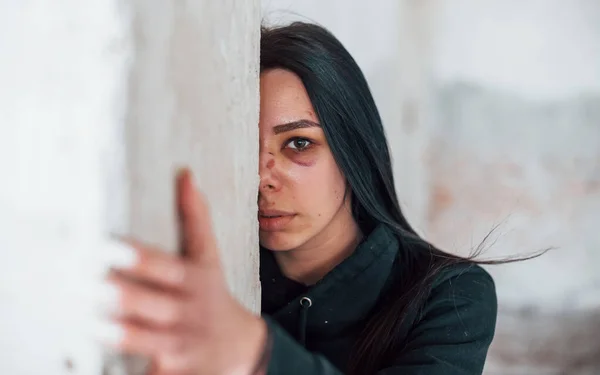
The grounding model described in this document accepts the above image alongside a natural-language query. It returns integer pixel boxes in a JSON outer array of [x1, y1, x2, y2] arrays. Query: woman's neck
[[273, 208, 363, 285]]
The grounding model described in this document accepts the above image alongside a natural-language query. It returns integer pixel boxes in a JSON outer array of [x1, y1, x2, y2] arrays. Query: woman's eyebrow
[[273, 119, 321, 134]]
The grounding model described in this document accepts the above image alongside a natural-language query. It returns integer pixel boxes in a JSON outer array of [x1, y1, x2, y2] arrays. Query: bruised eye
[[285, 137, 313, 151]]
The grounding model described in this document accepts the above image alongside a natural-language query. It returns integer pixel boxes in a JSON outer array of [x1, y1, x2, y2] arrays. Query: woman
[[104, 23, 497, 374]]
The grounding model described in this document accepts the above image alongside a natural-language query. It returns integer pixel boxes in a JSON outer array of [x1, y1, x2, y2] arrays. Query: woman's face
[[258, 69, 352, 251]]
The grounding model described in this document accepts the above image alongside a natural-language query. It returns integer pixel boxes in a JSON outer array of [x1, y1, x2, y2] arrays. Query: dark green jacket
[[260, 224, 497, 374]]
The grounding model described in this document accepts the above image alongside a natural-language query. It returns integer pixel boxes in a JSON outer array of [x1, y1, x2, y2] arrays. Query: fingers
[[106, 241, 198, 330], [175, 168, 220, 266], [108, 272, 188, 329], [119, 320, 184, 354], [93, 168, 229, 375], [108, 319, 196, 374], [118, 240, 190, 293]]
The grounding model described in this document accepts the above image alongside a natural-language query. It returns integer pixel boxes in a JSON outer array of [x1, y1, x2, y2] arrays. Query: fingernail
[[176, 167, 190, 182], [88, 318, 124, 346], [103, 240, 138, 270], [179, 167, 196, 188]]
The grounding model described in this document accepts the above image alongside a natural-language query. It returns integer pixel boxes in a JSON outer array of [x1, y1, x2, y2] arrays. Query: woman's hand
[[104, 169, 267, 375]]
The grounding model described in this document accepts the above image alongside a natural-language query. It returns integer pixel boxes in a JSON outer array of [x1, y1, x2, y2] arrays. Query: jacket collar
[[260, 224, 399, 341]]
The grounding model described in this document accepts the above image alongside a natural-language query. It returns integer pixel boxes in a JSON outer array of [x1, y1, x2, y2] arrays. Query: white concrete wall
[[263, 1, 600, 373], [0, 1, 260, 374]]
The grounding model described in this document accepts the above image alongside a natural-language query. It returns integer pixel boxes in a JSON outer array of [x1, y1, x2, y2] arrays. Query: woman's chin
[[259, 231, 303, 252]]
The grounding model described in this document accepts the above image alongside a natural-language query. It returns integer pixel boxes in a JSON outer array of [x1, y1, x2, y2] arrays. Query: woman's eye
[[286, 138, 312, 151]]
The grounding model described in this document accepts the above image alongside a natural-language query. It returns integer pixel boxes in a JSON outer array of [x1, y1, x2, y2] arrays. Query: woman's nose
[[259, 152, 281, 192]]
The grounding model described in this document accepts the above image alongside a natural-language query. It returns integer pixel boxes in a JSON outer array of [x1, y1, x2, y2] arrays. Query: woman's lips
[[258, 210, 296, 231]]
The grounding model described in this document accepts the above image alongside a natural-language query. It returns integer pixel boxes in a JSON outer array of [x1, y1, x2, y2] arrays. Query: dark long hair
[[260, 22, 540, 375]]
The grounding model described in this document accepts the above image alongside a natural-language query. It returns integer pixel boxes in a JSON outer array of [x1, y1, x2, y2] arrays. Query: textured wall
[[0, 1, 260, 374], [429, 1, 600, 374], [262, 1, 600, 373]]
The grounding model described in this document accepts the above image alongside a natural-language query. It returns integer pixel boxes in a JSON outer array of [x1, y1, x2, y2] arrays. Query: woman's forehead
[[260, 69, 318, 128], [260, 70, 308, 101]]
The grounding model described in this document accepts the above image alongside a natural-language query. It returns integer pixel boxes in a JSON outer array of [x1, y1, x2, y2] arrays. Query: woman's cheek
[[281, 157, 322, 195], [284, 160, 311, 185]]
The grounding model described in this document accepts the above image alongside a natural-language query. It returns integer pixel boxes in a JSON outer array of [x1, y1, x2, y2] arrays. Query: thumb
[[176, 168, 220, 265]]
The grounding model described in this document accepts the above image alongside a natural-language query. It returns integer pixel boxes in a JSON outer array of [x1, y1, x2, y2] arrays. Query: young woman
[[104, 23, 497, 375]]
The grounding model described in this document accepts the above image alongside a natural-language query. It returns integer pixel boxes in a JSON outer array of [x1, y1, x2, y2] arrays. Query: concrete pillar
[[0, 1, 260, 374]]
